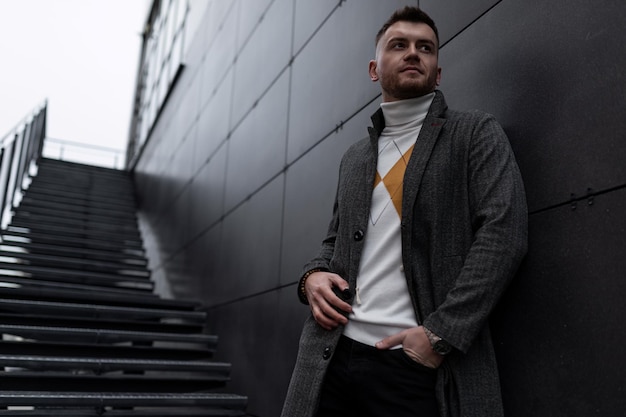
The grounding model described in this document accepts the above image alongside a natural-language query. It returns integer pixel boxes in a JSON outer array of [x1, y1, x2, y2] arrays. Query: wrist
[[423, 326, 452, 355], [297, 268, 324, 304]]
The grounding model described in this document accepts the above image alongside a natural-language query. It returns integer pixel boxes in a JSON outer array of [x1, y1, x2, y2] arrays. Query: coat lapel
[[402, 91, 448, 217], [400, 91, 447, 322]]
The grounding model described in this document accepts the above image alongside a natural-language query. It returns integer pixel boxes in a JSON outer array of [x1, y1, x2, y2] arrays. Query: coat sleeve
[[301, 195, 338, 275], [297, 159, 345, 303], [423, 113, 528, 353]]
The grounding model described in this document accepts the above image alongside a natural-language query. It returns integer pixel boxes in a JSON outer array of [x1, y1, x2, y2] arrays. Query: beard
[[379, 71, 438, 100]]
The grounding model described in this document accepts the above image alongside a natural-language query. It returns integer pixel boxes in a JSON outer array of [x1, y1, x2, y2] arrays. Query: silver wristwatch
[[424, 327, 452, 355]]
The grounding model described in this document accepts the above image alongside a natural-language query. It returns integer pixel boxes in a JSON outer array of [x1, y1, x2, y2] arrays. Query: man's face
[[369, 21, 441, 102]]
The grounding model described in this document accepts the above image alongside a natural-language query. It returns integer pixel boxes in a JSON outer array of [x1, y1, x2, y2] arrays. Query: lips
[[401, 66, 422, 73]]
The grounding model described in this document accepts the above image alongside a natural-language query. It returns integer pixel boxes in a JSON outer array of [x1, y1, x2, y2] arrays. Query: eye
[[418, 45, 433, 53], [391, 41, 406, 49]]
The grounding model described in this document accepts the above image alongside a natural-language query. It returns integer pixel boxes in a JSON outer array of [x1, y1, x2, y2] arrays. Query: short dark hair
[[375, 6, 439, 48]]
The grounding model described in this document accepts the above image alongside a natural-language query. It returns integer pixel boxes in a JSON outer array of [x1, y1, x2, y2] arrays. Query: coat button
[[353, 230, 364, 241], [322, 346, 332, 360]]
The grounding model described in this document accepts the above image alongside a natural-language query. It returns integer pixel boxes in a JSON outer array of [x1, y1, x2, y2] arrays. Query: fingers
[[375, 329, 408, 350], [305, 272, 352, 330], [376, 326, 444, 369], [403, 327, 443, 368], [310, 298, 347, 330]]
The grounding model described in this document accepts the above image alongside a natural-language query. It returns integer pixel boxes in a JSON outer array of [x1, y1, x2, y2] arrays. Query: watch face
[[434, 340, 452, 355]]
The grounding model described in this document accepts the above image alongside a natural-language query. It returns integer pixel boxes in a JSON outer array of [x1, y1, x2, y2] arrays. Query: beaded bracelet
[[297, 268, 324, 304]]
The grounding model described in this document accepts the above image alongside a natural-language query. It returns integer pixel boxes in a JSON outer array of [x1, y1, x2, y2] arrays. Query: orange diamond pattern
[[373, 144, 414, 218]]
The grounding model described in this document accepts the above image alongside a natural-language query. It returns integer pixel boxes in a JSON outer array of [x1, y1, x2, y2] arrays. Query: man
[[282, 6, 527, 417]]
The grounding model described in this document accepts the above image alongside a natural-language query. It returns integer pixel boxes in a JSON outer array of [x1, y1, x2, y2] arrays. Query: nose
[[404, 45, 420, 60]]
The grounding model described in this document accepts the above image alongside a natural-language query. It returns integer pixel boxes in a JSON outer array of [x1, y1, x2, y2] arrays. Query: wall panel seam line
[[528, 184, 626, 215], [202, 283, 296, 310]]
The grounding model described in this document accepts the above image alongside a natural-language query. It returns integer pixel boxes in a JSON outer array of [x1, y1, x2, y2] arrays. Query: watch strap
[[423, 326, 452, 355]]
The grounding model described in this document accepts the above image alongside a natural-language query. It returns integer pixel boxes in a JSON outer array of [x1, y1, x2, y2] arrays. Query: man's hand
[[305, 271, 352, 330], [375, 326, 444, 369]]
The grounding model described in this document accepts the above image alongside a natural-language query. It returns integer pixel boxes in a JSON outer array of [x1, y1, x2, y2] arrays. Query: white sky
[[0, 0, 150, 166]]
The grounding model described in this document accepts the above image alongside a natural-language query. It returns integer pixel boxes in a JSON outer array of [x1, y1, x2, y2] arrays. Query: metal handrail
[[0, 101, 47, 230], [43, 137, 124, 169]]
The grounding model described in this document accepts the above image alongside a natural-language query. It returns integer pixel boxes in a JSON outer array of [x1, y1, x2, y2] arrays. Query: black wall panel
[[293, 0, 340, 54], [436, 0, 626, 212], [493, 188, 626, 416], [225, 71, 289, 212], [231, 0, 293, 126], [213, 175, 284, 302], [131, 0, 626, 415], [235, 0, 274, 51], [198, 3, 238, 110], [420, 0, 499, 44], [208, 288, 307, 417], [197, 71, 233, 164], [189, 142, 228, 233], [287, 0, 413, 163], [185, 223, 224, 304]]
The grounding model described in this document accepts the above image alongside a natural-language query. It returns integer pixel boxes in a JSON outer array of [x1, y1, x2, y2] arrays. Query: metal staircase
[[0, 158, 248, 416]]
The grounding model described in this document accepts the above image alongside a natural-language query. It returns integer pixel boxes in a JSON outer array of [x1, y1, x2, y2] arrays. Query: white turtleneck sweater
[[343, 92, 435, 348]]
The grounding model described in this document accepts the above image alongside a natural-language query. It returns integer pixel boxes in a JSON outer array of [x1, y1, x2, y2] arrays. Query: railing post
[[0, 102, 47, 230], [0, 140, 17, 230]]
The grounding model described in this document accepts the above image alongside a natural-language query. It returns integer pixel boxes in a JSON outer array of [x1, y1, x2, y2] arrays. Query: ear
[[435, 67, 442, 86], [368, 60, 379, 82]]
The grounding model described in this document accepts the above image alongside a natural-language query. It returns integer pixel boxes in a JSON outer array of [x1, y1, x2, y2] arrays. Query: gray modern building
[[126, 1, 626, 416]]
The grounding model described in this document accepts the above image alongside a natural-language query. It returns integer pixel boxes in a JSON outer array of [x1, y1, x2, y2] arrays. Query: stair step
[[0, 275, 155, 296], [27, 180, 135, 202], [34, 165, 134, 185], [7, 222, 142, 243], [0, 311, 204, 332], [33, 166, 132, 181], [0, 409, 245, 416], [11, 212, 139, 234], [0, 354, 228, 374], [31, 171, 134, 185], [20, 194, 137, 214], [0, 298, 206, 322], [0, 286, 200, 311], [0, 371, 229, 392], [13, 204, 138, 224], [27, 178, 135, 195], [0, 391, 247, 409], [0, 323, 216, 345], [0, 250, 149, 275], [0, 340, 215, 361], [38, 157, 128, 172], [0, 262, 153, 291], [36, 160, 131, 181], [28, 172, 134, 186], [18, 197, 139, 219], [0, 241, 147, 265], [2, 230, 145, 254], [23, 187, 137, 209]]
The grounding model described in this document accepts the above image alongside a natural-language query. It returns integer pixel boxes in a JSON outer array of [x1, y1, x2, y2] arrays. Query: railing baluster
[[0, 102, 47, 231]]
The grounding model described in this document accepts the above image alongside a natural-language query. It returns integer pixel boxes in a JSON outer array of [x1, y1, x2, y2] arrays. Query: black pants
[[316, 335, 439, 417]]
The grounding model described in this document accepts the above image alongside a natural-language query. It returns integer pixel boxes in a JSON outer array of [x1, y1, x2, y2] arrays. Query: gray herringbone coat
[[281, 91, 528, 417]]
